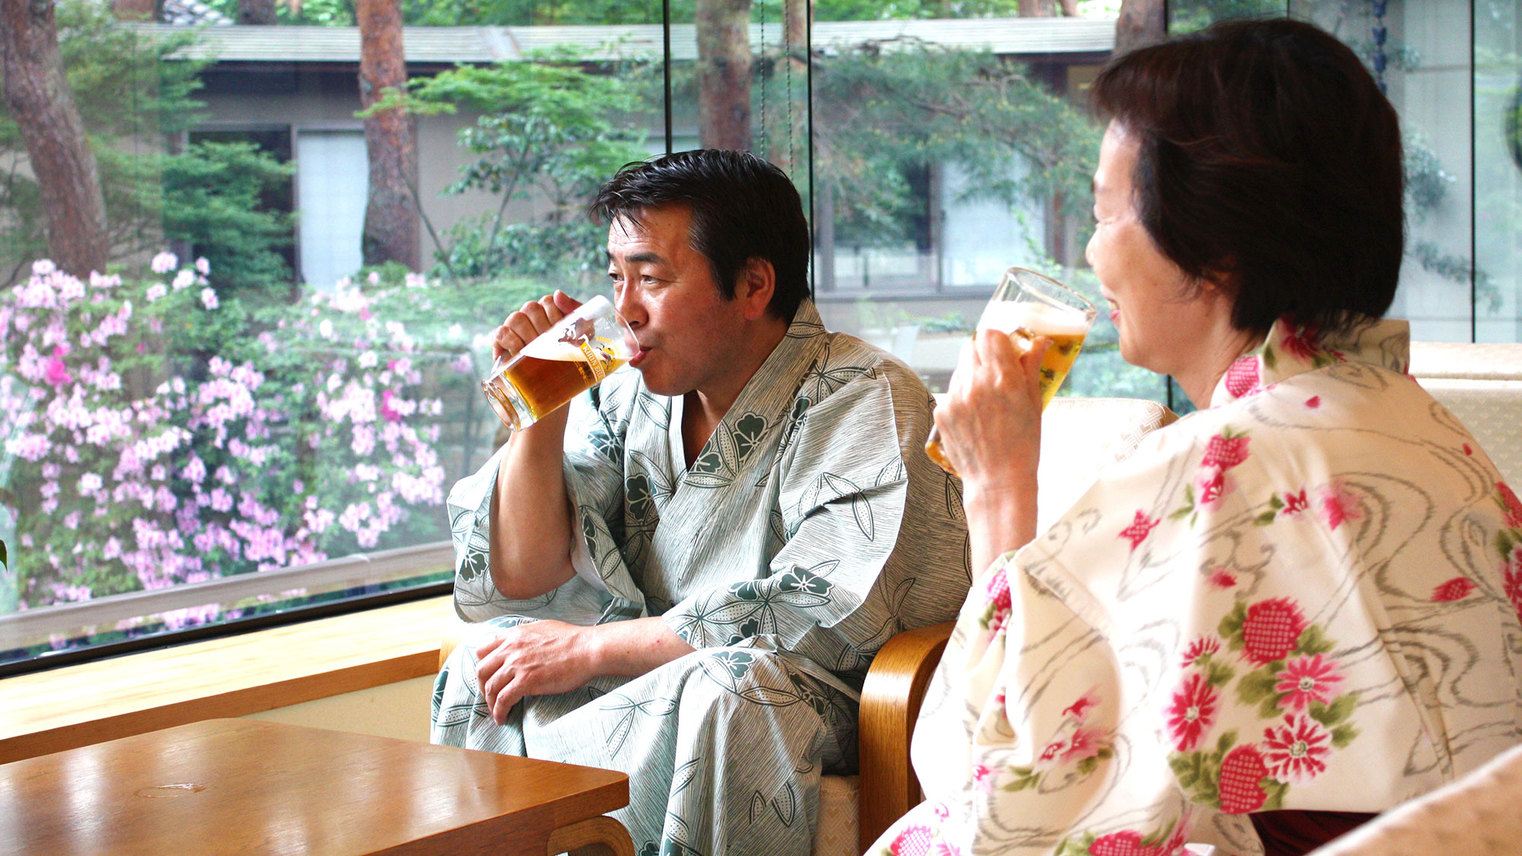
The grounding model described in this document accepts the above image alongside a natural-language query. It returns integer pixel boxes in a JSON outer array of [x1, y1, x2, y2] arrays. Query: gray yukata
[[432, 299, 971, 856]]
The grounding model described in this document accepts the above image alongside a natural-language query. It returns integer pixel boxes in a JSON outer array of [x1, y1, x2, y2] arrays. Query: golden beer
[[481, 295, 636, 431], [924, 271, 1095, 477]]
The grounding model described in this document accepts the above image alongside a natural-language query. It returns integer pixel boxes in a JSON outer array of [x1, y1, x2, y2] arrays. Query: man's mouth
[[629, 346, 651, 368]]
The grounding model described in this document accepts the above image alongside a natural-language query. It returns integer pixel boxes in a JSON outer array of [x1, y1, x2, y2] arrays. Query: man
[[432, 149, 970, 855]]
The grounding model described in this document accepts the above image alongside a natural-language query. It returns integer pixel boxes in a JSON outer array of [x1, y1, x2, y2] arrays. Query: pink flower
[[1317, 479, 1363, 531], [1431, 577, 1476, 602], [1304, 395, 1321, 408], [1502, 545, 1522, 623], [1164, 672, 1218, 751], [1062, 689, 1100, 722], [150, 251, 177, 273], [979, 567, 1012, 633], [380, 389, 403, 423], [1062, 726, 1108, 764], [1205, 568, 1237, 588], [1274, 654, 1343, 713], [889, 823, 936, 856], [971, 763, 997, 793], [1180, 636, 1221, 668], [1194, 466, 1232, 508], [1120, 510, 1160, 550], [1218, 745, 1270, 813], [44, 345, 71, 387], [200, 287, 218, 310], [1262, 714, 1333, 784], [1241, 597, 1309, 665], [1499, 482, 1522, 529], [1224, 357, 1261, 398], [1281, 489, 1309, 516], [1280, 324, 1325, 361], [1201, 431, 1251, 470]]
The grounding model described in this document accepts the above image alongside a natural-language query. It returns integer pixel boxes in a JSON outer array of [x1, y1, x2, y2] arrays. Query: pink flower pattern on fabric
[[1164, 672, 1218, 751], [1274, 654, 1343, 713], [1119, 510, 1159, 551], [1241, 597, 1309, 665], [1262, 714, 1333, 784]]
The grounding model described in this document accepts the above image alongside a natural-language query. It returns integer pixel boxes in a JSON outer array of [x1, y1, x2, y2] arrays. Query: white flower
[[195, 257, 210, 275], [200, 287, 219, 310], [150, 252, 178, 274]]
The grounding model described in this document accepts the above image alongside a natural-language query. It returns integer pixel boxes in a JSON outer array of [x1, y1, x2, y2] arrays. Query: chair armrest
[[857, 620, 955, 853]]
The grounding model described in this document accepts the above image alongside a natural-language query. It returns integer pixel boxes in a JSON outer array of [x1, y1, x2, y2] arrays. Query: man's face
[[606, 205, 752, 399]]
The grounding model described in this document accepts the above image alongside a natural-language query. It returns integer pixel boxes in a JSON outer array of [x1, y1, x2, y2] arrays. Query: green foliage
[[0, 0, 294, 294], [811, 38, 1100, 248], [161, 142, 296, 299], [370, 50, 649, 281]]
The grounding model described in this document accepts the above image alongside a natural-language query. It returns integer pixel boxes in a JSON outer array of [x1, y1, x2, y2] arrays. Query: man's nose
[[615, 287, 644, 327]]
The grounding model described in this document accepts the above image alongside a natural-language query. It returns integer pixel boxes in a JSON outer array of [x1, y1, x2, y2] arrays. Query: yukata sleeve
[[871, 546, 1130, 856], [447, 377, 636, 624], [663, 372, 968, 677]]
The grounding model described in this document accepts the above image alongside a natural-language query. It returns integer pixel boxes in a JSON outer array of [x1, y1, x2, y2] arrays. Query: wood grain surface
[[0, 718, 631, 856]]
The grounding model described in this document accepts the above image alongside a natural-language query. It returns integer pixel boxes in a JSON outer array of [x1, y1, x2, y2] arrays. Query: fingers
[[492, 293, 572, 362]]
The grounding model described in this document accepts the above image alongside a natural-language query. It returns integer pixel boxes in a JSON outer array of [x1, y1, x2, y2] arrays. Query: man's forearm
[[488, 413, 577, 598], [590, 616, 697, 678]]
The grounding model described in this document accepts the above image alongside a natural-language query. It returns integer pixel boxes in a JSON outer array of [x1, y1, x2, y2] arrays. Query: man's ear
[[737, 257, 776, 321]]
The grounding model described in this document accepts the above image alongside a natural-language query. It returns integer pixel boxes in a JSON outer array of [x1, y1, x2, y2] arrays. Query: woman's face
[[1085, 122, 1223, 378]]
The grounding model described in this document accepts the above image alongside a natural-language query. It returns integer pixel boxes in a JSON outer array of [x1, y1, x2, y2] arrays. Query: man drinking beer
[[431, 149, 970, 856]]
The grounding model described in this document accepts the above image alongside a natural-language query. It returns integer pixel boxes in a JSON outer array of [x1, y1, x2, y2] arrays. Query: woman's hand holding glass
[[935, 329, 1051, 570]]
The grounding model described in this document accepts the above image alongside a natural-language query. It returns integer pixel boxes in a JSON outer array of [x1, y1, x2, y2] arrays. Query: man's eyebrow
[[607, 250, 667, 266]]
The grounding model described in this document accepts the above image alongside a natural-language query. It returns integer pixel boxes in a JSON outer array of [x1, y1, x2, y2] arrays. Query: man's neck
[[679, 315, 790, 467]]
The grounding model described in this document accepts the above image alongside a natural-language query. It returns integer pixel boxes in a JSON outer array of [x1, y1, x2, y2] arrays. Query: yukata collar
[[1208, 315, 1412, 408]]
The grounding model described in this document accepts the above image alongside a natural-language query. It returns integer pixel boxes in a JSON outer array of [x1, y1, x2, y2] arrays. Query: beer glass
[[481, 295, 638, 431], [925, 267, 1097, 477]]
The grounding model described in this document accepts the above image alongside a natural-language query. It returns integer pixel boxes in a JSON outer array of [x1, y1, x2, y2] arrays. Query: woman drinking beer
[[873, 18, 1522, 856]]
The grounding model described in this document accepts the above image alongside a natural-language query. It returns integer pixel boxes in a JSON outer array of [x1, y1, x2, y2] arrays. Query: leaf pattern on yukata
[[451, 503, 491, 583], [635, 390, 671, 431], [670, 757, 701, 796], [819, 471, 875, 541], [601, 693, 678, 757], [731, 412, 769, 464], [587, 419, 623, 464], [799, 349, 878, 401], [775, 395, 811, 457], [749, 780, 800, 826]]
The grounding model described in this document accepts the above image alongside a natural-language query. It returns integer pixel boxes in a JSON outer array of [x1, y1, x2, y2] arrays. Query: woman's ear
[[737, 258, 776, 321]]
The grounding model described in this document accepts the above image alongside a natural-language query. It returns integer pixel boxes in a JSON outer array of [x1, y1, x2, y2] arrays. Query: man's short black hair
[[591, 149, 811, 321]]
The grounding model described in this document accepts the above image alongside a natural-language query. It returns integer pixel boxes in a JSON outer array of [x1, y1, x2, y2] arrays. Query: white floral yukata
[[875, 317, 1522, 856], [433, 299, 971, 856]]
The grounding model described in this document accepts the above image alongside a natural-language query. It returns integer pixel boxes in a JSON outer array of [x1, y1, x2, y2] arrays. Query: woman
[[873, 18, 1522, 856]]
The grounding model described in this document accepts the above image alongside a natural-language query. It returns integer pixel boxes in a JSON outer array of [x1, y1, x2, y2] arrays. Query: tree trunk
[[0, 0, 109, 276], [696, 0, 751, 150], [1018, 0, 1056, 16], [1115, 0, 1166, 56], [355, 0, 419, 270], [237, 0, 277, 25]]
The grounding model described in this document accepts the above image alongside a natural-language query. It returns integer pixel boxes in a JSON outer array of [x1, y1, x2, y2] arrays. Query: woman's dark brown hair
[[1090, 18, 1404, 335]]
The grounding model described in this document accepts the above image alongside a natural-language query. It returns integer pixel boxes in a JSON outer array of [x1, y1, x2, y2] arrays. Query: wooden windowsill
[[0, 595, 450, 765]]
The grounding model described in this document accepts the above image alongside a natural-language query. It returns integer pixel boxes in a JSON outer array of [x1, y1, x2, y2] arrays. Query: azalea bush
[[0, 256, 465, 617]]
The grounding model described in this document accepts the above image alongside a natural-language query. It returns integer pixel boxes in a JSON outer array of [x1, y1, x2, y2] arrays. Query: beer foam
[[520, 335, 589, 361], [978, 299, 1090, 337]]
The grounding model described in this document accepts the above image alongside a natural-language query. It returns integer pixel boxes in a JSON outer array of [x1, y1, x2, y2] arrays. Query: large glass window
[[2, 0, 1516, 672]]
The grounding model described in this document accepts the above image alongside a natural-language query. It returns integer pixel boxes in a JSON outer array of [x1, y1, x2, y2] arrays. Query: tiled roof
[[134, 18, 1115, 64]]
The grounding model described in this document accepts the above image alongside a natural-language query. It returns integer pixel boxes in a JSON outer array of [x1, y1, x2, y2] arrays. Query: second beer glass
[[925, 267, 1097, 477]]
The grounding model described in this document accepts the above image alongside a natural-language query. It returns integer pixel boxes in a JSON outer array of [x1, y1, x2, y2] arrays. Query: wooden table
[[0, 718, 634, 855]]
